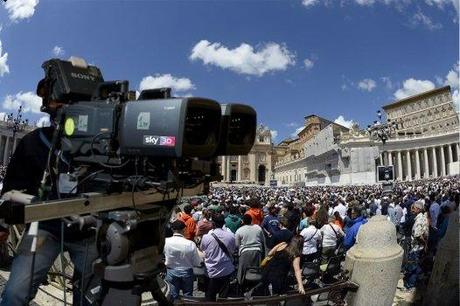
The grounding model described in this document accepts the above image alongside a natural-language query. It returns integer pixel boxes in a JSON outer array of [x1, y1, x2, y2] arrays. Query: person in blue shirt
[[262, 206, 280, 249], [344, 206, 368, 250]]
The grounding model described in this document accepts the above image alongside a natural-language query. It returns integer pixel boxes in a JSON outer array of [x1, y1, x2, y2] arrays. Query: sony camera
[[40, 57, 256, 189]]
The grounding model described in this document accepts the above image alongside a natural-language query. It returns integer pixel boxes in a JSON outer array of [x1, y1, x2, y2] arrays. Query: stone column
[[226, 157, 231, 181], [447, 144, 453, 175], [424, 148, 430, 178], [3, 137, 10, 165], [388, 151, 393, 166], [457, 143, 460, 162], [345, 216, 403, 306], [432, 147, 438, 177], [440, 146, 446, 177], [447, 144, 453, 164], [249, 153, 256, 182], [221, 156, 227, 181], [379, 153, 383, 166], [415, 149, 421, 180], [237, 156, 242, 181], [406, 150, 412, 181], [397, 151, 403, 181]]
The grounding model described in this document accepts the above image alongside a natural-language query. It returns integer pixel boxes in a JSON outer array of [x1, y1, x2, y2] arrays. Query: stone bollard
[[345, 216, 403, 306], [422, 211, 459, 306]]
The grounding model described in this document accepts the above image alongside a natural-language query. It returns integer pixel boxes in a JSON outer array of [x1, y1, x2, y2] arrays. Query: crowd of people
[[164, 176, 459, 301]]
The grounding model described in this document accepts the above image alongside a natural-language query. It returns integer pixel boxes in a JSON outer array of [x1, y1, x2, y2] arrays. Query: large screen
[[377, 165, 395, 182]]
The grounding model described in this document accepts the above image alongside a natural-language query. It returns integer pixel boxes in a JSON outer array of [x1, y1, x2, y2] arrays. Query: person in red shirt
[[245, 199, 263, 225], [178, 204, 197, 240]]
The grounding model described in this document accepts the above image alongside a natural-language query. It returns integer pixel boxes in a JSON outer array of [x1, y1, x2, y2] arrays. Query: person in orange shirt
[[245, 199, 263, 225], [178, 205, 197, 240]]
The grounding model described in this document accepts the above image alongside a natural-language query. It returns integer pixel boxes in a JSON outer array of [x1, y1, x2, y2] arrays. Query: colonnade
[[0, 135, 19, 166], [379, 143, 459, 181]]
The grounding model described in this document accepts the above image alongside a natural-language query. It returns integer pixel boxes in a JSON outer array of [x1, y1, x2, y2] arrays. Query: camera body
[[40, 57, 256, 190]]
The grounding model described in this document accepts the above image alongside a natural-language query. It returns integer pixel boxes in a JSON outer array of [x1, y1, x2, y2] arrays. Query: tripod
[[93, 208, 174, 306]]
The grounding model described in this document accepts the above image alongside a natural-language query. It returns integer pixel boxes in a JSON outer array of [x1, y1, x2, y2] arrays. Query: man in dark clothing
[[285, 203, 300, 233], [270, 217, 293, 246], [0, 76, 98, 306]]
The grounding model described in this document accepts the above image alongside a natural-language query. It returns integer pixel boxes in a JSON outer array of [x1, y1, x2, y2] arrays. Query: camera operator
[[0, 78, 98, 306]]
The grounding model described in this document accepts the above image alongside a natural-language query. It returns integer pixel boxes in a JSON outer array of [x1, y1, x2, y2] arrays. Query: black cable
[[67, 170, 105, 194], [89, 132, 130, 169]]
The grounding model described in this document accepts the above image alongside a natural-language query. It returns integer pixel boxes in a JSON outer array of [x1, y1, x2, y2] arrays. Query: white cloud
[[52, 46, 65, 57], [443, 61, 459, 89], [270, 130, 278, 140], [0, 40, 9, 77], [303, 58, 314, 70], [302, 0, 320, 7], [2, 91, 42, 114], [139, 74, 195, 93], [358, 78, 377, 92], [452, 89, 459, 111], [190, 40, 295, 76], [290, 126, 305, 137], [425, 0, 459, 13], [334, 115, 354, 128], [36, 115, 50, 127], [394, 78, 435, 100], [4, 0, 39, 22], [411, 11, 442, 30]]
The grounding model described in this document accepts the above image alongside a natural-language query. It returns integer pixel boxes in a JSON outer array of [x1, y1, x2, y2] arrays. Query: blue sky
[[0, 0, 458, 142]]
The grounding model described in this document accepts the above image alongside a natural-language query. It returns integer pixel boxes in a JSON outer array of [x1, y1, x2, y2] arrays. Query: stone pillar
[[226, 157, 231, 181], [249, 153, 256, 182], [423, 213, 459, 306], [3, 137, 10, 165], [379, 153, 383, 166], [440, 146, 446, 177], [406, 150, 412, 181], [221, 156, 227, 181], [237, 156, 242, 181], [397, 151, 403, 181], [388, 152, 393, 166], [345, 216, 403, 306], [415, 149, 421, 180], [447, 144, 453, 164], [447, 144, 453, 175], [457, 143, 460, 162], [432, 147, 438, 177], [424, 148, 429, 178]]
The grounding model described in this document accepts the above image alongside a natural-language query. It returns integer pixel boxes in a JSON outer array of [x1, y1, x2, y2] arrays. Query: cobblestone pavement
[[0, 269, 418, 305]]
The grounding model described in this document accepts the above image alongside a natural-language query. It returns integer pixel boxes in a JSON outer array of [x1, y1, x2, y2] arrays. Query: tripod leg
[[100, 281, 142, 306], [149, 277, 173, 306]]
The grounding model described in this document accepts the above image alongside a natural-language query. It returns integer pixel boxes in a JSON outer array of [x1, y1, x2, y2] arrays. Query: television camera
[[0, 57, 257, 305]]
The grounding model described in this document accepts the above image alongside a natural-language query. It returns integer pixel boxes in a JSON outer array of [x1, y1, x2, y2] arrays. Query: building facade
[[378, 86, 459, 180], [274, 86, 459, 186], [0, 121, 33, 166], [217, 125, 274, 185]]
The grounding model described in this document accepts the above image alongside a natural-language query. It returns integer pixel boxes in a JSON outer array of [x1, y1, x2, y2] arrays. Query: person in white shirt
[[320, 219, 345, 258], [332, 201, 348, 220], [164, 220, 203, 300], [300, 221, 322, 262]]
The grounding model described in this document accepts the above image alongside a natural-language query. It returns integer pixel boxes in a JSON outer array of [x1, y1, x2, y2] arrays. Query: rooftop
[[382, 85, 451, 110]]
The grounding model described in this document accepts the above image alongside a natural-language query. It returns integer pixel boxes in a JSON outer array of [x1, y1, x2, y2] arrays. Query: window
[[259, 136, 265, 143]]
